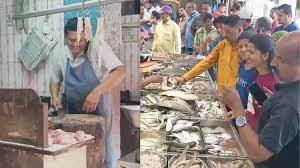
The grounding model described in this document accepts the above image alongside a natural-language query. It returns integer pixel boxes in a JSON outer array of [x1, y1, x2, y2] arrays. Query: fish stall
[[0, 89, 105, 168], [139, 53, 255, 168]]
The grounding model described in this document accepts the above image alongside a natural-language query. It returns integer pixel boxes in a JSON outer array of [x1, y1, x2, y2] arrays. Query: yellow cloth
[[182, 39, 240, 93], [194, 27, 218, 51], [152, 20, 181, 54]]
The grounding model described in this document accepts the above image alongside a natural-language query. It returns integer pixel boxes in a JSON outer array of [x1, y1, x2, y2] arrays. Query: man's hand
[[219, 87, 245, 117], [224, 111, 235, 121], [262, 87, 274, 97], [82, 89, 101, 113], [52, 97, 61, 110], [175, 77, 186, 87]]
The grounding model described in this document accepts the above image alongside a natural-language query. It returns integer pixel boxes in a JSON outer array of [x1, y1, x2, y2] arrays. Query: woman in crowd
[[255, 17, 273, 35]]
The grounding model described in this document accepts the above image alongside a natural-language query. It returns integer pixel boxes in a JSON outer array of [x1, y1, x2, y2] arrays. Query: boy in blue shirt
[[236, 31, 258, 108]]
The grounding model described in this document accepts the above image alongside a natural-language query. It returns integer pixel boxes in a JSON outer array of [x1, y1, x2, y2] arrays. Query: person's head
[[218, 3, 226, 14], [270, 8, 278, 20], [233, 3, 241, 12], [240, 7, 253, 30], [159, 5, 172, 22], [64, 17, 89, 57], [271, 31, 300, 82], [179, 8, 187, 17], [151, 11, 160, 20], [255, 17, 272, 35], [223, 15, 243, 44], [237, 0, 246, 8], [229, 6, 235, 15], [238, 30, 257, 61], [202, 13, 214, 30], [200, 3, 211, 14], [149, 0, 159, 7], [213, 15, 225, 35], [185, 0, 197, 16], [276, 4, 293, 25], [244, 34, 275, 72], [140, 3, 145, 15], [272, 30, 289, 43]]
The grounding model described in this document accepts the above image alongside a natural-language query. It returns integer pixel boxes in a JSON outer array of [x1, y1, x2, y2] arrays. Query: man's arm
[[219, 87, 299, 163], [230, 103, 273, 162], [49, 62, 63, 109], [93, 66, 126, 95], [83, 66, 126, 112], [182, 42, 221, 81]]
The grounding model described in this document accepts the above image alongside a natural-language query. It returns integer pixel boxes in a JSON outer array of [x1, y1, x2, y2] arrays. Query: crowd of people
[[140, 0, 299, 168]]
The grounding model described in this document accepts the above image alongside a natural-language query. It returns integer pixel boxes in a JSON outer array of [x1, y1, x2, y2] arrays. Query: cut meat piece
[[48, 129, 93, 146]]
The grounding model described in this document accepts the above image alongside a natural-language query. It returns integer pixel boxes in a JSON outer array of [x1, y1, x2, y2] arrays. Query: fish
[[160, 90, 198, 101], [172, 131, 201, 145], [211, 160, 246, 168], [197, 100, 223, 119], [166, 115, 181, 132], [170, 150, 208, 168], [201, 127, 226, 134], [157, 98, 194, 113], [140, 112, 165, 132], [172, 122, 194, 132]]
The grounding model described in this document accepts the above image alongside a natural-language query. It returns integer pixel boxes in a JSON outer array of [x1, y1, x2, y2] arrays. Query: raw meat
[[48, 129, 93, 146]]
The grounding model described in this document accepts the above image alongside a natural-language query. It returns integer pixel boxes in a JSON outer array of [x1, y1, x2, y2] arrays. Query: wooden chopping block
[[49, 114, 105, 168]]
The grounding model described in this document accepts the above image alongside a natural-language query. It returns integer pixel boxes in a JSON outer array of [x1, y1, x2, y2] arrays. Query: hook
[[82, 0, 87, 18], [98, 0, 104, 17]]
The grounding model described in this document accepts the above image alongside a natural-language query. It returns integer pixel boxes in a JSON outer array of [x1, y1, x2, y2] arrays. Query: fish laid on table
[[140, 112, 166, 132], [161, 76, 177, 90], [197, 100, 223, 119], [170, 149, 208, 168], [157, 97, 194, 113], [172, 131, 201, 146], [140, 153, 164, 168], [166, 115, 181, 132], [140, 138, 168, 152], [160, 89, 198, 101], [191, 80, 214, 95], [209, 160, 248, 168], [144, 82, 162, 90], [201, 127, 227, 134]]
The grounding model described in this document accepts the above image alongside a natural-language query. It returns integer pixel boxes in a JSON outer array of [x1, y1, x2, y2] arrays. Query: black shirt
[[256, 81, 300, 168]]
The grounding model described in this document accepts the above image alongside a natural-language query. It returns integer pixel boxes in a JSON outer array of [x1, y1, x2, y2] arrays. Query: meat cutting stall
[[0, 89, 105, 168], [140, 54, 256, 168]]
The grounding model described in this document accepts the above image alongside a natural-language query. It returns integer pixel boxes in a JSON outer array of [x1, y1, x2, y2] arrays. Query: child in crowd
[[236, 31, 258, 109]]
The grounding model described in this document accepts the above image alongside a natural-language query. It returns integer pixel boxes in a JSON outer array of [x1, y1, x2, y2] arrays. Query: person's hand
[[262, 87, 274, 97], [82, 89, 101, 113], [219, 87, 243, 111], [52, 97, 61, 110], [224, 111, 235, 121], [175, 77, 186, 87]]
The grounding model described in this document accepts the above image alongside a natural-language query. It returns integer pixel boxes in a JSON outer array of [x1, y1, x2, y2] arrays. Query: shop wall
[[0, 0, 64, 96]]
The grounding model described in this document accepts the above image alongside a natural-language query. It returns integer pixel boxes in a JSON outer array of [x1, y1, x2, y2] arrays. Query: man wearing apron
[[50, 17, 126, 168]]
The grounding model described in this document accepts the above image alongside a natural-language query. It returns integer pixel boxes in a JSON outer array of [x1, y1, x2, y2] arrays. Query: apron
[[65, 56, 115, 168]]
